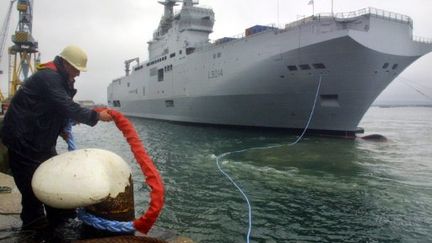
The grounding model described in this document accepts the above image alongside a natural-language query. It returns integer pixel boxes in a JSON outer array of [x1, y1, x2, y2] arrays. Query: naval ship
[[107, 0, 432, 136]]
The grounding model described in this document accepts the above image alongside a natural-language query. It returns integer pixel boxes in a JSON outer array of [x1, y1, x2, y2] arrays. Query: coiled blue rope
[[64, 120, 135, 233], [215, 75, 323, 243], [77, 208, 135, 233]]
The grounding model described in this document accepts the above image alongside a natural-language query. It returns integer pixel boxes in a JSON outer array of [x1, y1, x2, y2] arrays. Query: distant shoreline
[[372, 104, 432, 108]]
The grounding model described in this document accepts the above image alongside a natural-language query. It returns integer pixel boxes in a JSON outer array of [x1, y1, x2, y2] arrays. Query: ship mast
[[149, 0, 214, 59], [158, 0, 178, 19], [182, 0, 196, 7], [156, 0, 181, 38]]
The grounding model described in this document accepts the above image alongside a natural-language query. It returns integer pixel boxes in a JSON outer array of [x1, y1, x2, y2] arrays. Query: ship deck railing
[[204, 7, 427, 51], [413, 35, 432, 44], [283, 7, 413, 30], [335, 7, 413, 27]]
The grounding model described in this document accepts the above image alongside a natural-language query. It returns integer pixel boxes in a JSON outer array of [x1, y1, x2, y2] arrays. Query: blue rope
[[287, 75, 322, 146], [77, 208, 135, 233], [214, 75, 323, 242], [215, 153, 252, 243], [65, 121, 136, 233], [65, 119, 77, 151]]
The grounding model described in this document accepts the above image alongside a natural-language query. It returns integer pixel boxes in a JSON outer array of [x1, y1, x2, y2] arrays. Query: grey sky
[[0, 0, 431, 104]]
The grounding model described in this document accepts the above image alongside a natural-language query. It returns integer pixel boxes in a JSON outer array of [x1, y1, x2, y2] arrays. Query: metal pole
[[277, 0, 279, 27], [331, 0, 334, 16], [313, 2, 315, 16]]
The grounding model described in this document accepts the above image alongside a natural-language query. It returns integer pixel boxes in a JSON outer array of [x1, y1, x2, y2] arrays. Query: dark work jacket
[[1, 56, 99, 160]]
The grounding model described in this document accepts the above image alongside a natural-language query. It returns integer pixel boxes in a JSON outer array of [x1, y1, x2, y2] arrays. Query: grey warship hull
[[108, 3, 432, 135]]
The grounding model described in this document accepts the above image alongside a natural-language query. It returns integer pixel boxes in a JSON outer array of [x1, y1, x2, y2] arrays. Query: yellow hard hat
[[59, 45, 88, 72]]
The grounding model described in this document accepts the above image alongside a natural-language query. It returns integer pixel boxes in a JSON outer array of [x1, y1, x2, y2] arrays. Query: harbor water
[[2, 106, 432, 242]]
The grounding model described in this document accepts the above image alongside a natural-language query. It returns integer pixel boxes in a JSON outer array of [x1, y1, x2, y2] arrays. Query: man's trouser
[[8, 148, 76, 227]]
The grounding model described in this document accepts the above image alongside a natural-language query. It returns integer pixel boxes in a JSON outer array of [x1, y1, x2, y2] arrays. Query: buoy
[[360, 134, 388, 142], [31, 149, 132, 209]]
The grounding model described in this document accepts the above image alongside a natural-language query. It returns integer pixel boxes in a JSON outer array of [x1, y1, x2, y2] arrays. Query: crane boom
[[0, 0, 17, 101], [0, 0, 17, 74], [1, 0, 39, 103], [8, 0, 39, 99]]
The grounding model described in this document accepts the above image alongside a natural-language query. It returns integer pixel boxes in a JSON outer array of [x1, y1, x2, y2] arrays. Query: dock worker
[[1, 45, 113, 230]]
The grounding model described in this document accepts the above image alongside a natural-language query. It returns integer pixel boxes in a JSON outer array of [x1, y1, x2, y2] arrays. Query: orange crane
[[9, 0, 39, 98], [0, 0, 39, 105], [0, 0, 17, 101]]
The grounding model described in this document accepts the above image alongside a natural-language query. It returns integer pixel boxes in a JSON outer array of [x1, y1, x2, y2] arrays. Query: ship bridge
[[148, 0, 214, 59]]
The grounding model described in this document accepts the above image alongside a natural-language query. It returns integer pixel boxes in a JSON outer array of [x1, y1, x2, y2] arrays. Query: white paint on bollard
[[32, 149, 132, 209]]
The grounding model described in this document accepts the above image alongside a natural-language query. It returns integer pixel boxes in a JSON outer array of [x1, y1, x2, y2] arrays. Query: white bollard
[[32, 149, 132, 209]]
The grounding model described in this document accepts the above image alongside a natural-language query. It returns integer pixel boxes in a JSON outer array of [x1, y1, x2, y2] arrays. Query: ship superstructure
[[108, 1, 432, 135]]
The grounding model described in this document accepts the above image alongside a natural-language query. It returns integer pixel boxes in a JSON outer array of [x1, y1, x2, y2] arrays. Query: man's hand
[[60, 132, 69, 141], [98, 110, 113, 122]]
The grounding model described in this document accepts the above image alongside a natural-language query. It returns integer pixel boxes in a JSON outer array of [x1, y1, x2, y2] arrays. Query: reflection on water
[[2, 107, 432, 242]]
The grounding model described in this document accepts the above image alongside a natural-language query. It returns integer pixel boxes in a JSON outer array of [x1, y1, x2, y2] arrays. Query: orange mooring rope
[[97, 108, 165, 234]]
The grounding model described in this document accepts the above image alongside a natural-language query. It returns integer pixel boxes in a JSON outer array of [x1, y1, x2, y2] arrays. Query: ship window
[[287, 65, 298, 71], [150, 67, 157, 76], [179, 50, 183, 55], [392, 64, 398, 70], [299, 64, 311, 70], [143, 87, 145, 96], [320, 94, 339, 107], [170, 53, 176, 58], [113, 100, 121, 107], [186, 47, 196, 55], [127, 82, 130, 87], [312, 63, 326, 69], [165, 100, 174, 107], [217, 52, 221, 58], [158, 69, 164, 81], [382, 63, 389, 69]]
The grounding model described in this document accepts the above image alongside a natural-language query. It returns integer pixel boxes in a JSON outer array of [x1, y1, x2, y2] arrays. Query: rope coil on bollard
[[72, 109, 164, 234]]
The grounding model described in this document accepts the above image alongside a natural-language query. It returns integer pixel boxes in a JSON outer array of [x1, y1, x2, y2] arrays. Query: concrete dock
[[0, 172, 21, 230]]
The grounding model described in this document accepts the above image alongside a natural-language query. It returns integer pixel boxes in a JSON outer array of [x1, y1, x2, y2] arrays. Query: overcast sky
[[0, 0, 431, 104]]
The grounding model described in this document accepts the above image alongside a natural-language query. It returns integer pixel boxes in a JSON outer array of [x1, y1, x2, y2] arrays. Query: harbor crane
[[0, 0, 17, 101], [9, 0, 39, 98], [0, 0, 39, 103]]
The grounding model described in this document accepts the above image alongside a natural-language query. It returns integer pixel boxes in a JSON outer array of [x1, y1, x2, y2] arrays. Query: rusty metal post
[[85, 176, 135, 222]]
